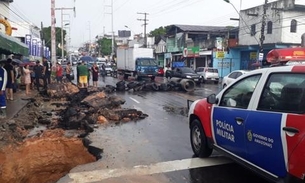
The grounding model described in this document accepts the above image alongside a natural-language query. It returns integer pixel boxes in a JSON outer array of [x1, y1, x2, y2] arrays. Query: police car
[[188, 48, 305, 183]]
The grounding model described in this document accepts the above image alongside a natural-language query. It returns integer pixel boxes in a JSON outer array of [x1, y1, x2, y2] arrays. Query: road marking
[[129, 97, 140, 104], [68, 157, 232, 183]]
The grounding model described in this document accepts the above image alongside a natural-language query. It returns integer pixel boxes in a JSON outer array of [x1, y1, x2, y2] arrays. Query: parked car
[[100, 64, 113, 76], [165, 67, 202, 84], [188, 64, 305, 183], [195, 67, 219, 84], [222, 70, 249, 88]]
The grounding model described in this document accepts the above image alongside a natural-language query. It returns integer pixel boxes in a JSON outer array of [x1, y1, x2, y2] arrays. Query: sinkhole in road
[[0, 129, 100, 183]]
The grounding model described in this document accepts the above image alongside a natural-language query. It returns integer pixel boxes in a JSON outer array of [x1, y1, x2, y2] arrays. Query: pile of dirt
[[0, 129, 95, 183], [0, 82, 149, 183]]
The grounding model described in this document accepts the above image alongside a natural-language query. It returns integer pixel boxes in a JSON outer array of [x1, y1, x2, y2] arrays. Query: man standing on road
[[0, 62, 7, 118], [42, 57, 52, 89], [33, 60, 44, 91], [77, 61, 88, 88], [65, 62, 72, 82]]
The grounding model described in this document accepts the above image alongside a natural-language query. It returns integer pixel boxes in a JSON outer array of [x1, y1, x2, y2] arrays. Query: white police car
[[188, 64, 305, 183]]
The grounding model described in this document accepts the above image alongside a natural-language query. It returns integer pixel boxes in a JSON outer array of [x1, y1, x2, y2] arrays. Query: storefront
[[0, 32, 29, 57]]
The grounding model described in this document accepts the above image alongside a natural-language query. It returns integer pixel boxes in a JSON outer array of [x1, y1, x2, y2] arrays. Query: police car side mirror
[[207, 94, 218, 104]]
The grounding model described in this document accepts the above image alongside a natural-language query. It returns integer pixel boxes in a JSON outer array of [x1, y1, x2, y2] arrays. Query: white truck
[[116, 47, 159, 81]]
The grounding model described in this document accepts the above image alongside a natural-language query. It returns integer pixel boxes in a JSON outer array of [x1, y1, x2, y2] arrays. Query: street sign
[[259, 52, 264, 61], [216, 51, 225, 59]]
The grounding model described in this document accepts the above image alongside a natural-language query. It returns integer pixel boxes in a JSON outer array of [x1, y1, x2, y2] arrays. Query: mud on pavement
[[0, 82, 148, 183]]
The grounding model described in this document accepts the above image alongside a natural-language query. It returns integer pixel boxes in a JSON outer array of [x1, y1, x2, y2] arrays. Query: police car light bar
[[266, 47, 305, 64]]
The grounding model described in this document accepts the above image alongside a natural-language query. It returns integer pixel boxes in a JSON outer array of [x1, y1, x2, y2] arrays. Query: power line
[[10, 4, 35, 26], [151, 0, 193, 16], [2, 3, 38, 28], [114, 0, 131, 12], [147, 0, 185, 15]]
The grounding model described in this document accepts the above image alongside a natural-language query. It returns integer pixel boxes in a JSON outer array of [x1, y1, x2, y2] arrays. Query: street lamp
[[223, 0, 260, 46], [124, 25, 135, 38]]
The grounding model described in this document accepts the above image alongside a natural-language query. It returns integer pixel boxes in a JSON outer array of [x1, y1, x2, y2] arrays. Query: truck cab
[[135, 58, 159, 80]]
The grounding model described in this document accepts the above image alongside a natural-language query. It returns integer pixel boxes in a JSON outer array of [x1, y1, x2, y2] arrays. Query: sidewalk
[[6, 90, 38, 119]]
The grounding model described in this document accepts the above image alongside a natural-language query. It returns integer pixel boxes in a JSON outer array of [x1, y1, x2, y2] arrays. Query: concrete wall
[[281, 11, 305, 44], [212, 49, 241, 78]]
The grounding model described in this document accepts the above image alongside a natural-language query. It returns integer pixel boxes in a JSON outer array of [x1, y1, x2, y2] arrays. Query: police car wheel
[[190, 119, 213, 158]]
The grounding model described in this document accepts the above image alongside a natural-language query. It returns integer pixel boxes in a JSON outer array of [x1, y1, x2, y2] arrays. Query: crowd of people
[[0, 57, 112, 118], [0, 56, 61, 118]]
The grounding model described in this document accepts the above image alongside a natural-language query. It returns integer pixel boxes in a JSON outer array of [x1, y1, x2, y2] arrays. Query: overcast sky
[[10, 0, 278, 48]]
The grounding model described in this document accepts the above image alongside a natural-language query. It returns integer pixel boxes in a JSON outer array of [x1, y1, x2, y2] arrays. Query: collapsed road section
[[0, 82, 148, 183]]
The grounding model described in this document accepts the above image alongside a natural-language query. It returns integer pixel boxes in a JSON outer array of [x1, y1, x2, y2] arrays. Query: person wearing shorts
[[0, 62, 7, 118], [77, 61, 88, 88]]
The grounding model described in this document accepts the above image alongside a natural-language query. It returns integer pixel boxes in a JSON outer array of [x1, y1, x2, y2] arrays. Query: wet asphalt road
[[58, 74, 271, 183]]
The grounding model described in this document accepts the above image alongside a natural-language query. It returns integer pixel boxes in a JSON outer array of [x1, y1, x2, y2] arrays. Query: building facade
[[213, 0, 305, 78]]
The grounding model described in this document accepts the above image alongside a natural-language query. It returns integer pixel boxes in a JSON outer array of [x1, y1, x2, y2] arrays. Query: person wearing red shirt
[[56, 62, 63, 83]]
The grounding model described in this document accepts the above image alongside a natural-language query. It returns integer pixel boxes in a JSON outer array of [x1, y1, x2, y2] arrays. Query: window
[[228, 72, 237, 79], [208, 68, 218, 73], [251, 24, 256, 36], [258, 73, 305, 113], [267, 21, 273, 34], [220, 74, 261, 109], [290, 19, 297, 33], [228, 71, 243, 79], [195, 67, 204, 72], [235, 72, 243, 79]]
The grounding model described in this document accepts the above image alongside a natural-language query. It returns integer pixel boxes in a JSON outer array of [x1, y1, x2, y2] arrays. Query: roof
[[170, 24, 238, 33]]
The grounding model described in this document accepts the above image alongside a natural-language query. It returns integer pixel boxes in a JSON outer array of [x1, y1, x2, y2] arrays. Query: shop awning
[[0, 32, 29, 56], [266, 47, 305, 63]]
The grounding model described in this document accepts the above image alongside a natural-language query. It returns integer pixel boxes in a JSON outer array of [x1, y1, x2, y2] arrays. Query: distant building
[[0, 0, 29, 58], [239, 0, 305, 46]]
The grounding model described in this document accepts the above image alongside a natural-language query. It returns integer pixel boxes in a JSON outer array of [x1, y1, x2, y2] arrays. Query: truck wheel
[[190, 119, 213, 158], [124, 74, 129, 80]]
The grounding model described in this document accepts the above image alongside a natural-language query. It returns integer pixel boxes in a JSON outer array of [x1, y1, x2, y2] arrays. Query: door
[[245, 72, 305, 177], [212, 74, 261, 158]]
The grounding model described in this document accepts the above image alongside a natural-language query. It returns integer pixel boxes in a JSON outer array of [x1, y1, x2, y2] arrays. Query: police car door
[[245, 72, 305, 178], [212, 74, 262, 159]]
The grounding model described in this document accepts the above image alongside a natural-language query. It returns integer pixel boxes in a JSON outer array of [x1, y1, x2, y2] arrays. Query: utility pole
[[105, 0, 114, 60], [137, 12, 149, 48], [51, 0, 56, 64], [259, 0, 268, 58], [55, 7, 75, 62]]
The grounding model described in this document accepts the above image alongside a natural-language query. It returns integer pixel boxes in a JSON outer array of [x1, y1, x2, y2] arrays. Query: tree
[[97, 37, 113, 56], [148, 26, 170, 37], [42, 26, 67, 57]]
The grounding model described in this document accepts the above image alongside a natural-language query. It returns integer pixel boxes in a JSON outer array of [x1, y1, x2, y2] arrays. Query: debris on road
[[0, 82, 149, 183], [115, 77, 197, 92]]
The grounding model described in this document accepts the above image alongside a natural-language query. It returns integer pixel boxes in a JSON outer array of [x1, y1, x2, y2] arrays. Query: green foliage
[[42, 26, 66, 57], [148, 26, 170, 37], [97, 37, 113, 56]]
